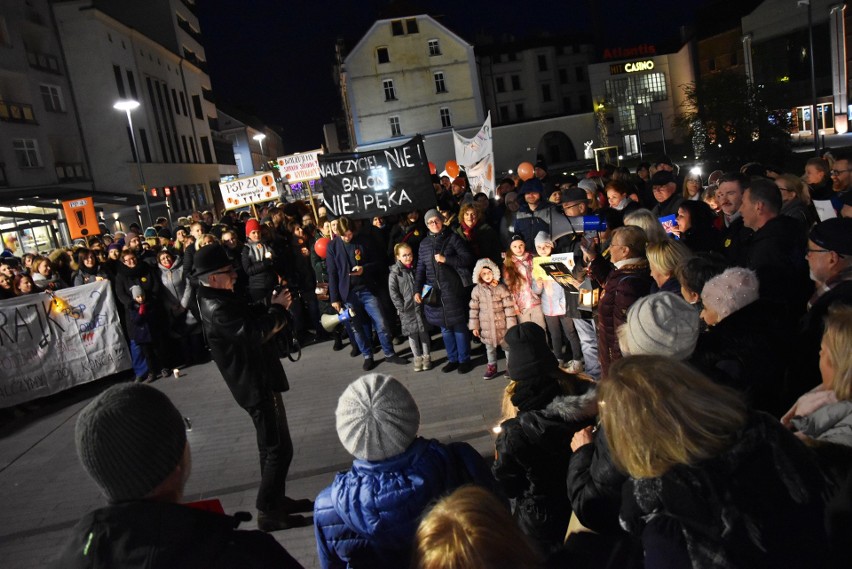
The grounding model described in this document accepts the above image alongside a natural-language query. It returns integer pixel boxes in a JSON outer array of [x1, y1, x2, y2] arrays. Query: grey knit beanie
[[619, 292, 700, 360], [130, 285, 144, 299], [424, 209, 441, 225], [75, 383, 187, 503], [335, 373, 420, 461]]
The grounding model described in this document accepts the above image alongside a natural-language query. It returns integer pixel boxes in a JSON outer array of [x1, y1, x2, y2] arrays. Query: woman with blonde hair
[[623, 208, 667, 245], [646, 239, 692, 295], [411, 486, 543, 569], [681, 172, 702, 200], [775, 173, 818, 228], [601, 355, 829, 568], [782, 304, 852, 447]]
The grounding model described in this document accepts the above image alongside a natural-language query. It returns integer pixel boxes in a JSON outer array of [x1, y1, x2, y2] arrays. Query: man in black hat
[[194, 243, 313, 531], [649, 170, 684, 218]]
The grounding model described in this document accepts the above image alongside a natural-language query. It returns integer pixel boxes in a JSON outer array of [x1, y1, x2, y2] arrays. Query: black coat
[[196, 286, 288, 409], [52, 501, 303, 569], [241, 240, 278, 293], [719, 216, 753, 266], [414, 228, 474, 328], [455, 221, 503, 268]]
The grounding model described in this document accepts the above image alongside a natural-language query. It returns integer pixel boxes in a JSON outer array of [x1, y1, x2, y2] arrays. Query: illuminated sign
[[603, 44, 657, 61], [609, 60, 655, 75]]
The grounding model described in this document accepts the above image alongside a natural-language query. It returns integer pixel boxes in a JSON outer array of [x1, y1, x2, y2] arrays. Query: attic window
[[377, 47, 389, 64], [406, 18, 418, 34], [391, 20, 404, 36]]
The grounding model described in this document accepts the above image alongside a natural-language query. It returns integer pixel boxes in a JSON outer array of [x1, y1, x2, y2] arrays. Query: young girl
[[389, 243, 432, 371], [469, 258, 517, 379], [531, 232, 583, 371], [502, 234, 544, 329]]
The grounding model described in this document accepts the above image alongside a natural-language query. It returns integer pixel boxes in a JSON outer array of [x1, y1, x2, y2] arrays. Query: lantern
[[577, 278, 599, 311]]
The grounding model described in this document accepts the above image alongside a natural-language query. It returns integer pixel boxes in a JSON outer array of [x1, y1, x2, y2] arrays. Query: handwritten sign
[[0, 281, 131, 408], [277, 149, 323, 183], [319, 136, 436, 219], [219, 173, 279, 210]]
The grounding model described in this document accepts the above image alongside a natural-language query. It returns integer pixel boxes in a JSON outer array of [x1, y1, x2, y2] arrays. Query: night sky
[[198, 0, 714, 152]]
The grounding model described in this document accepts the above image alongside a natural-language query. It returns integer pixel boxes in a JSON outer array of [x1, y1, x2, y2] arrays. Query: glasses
[[426, 219, 442, 226], [563, 202, 584, 210], [829, 169, 852, 176], [807, 247, 831, 254]]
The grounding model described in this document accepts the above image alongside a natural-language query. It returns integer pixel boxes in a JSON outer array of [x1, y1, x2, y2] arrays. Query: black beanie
[[505, 322, 559, 380]]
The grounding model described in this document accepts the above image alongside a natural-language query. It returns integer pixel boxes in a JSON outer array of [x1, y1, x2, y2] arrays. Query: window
[[538, 54, 548, 71], [499, 105, 510, 122], [383, 79, 396, 101], [13, 139, 41, 168], [511, 75, 521, 90], [139, 129, 152, 162], [515, 103, 524, 119], [40, 84, 65, 112], [559, 68, 568, 84], [406, 18, 418, 34], [440, 107, 452, 128], [200, 136, 213, 163], [113, 65, 126, 98], [180, 92, 188, 116], [391, 20, 404, 35], [575, 66, 585, 81], [563, 96, 572, 113], [171, 89, 180, 113], [192, 94, 203, 119], [0, 16, 11, 46], [126, 70, 138, 99], [707, 58, 716, 71], [579, 94, 589, 110], [377, 47, 389, 64], [428, 39, 441, 56], [495, 77, 506, 93], [604, 72, 668, 105], [434, 72, 447, 93], [389, 116, 401, 137], [542, 83, 552, 102]]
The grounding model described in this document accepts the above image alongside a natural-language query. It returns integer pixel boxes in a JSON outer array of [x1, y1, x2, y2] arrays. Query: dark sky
[[198, 0, 713, 152]]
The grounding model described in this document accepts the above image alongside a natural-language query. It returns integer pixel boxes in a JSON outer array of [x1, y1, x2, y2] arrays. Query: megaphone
[[321, 306, 355, 332]]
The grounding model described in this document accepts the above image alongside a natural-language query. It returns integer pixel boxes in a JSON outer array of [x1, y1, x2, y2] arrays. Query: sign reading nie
[[319, 136, 436, 219]]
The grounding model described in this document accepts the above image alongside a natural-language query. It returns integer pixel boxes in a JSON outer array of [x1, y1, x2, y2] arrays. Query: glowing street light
[[113, 99, 153, 226], [253, 133, 267, 170]]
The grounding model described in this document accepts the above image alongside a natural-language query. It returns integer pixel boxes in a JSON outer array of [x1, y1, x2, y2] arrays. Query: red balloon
[[313, 237, 330, 259], [445, 160, 460, 179], [428, 161, 437, 175], [518, 162, 535, 181]]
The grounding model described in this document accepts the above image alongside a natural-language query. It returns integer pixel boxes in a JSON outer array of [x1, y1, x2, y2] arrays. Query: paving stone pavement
[[0, 337, 507, 568]]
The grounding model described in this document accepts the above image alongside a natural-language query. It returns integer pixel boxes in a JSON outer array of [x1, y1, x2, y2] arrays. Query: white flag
[[453, 112, 495, 196]]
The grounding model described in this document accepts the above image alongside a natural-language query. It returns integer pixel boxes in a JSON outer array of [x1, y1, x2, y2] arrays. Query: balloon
[[428, 161, 437, 175], [518, 162, 535, 181], [445, 160, 460, 179], [313, 237, 330, 259]]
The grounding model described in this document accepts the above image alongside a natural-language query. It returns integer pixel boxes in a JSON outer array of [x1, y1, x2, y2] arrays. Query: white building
[[218, 109, 284, 177], [337, 14, 485, 150]]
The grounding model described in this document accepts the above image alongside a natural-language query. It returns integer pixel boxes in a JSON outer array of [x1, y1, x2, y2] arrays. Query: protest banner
[[277, 149, 323, 183], [62, 197, 100, 239], [453, 112, 495, 196], [319, 135, 436, 219], [219, 172, 279, 211], [0, 281, 131, 408]]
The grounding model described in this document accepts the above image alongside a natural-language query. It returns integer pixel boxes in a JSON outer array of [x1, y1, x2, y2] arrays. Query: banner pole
[[306, 181, 319, 221], [251, 202, 258, 219]]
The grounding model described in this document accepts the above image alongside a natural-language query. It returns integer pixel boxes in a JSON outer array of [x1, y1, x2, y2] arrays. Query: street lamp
[[253, 133, 266, 170], [113, 99, 154, 226], [798, 0, 820, 156]]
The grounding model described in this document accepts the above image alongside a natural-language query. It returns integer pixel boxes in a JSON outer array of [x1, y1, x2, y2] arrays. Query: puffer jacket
[[590, 257, 653, 377], [241, 239, 278, 293], [468, 258, 516, 346], [313, 437, 495, 569], [493, 386, 597, 552], [158, 256, 192, 315], [792, 401, 852, 448], [388, 261, 428, 336], [414, 228, 474, 328]]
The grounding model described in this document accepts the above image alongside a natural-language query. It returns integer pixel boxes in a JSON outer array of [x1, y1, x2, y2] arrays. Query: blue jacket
[[327, 234, 382, 304], [313, 437, 495, 569]]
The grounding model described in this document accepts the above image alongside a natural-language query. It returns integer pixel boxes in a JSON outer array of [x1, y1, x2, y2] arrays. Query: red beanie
[[245, 218, 261, 237]]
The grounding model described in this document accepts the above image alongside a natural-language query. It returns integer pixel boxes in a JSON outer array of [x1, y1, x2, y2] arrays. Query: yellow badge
[[414, 230, 420, 236], [141, 277, 147, 282], [724, 239, 731, 248]]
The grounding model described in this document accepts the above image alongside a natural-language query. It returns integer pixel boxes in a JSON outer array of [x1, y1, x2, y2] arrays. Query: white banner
[[219, 172, 279, 210], [453, 112, 495, 196], [0, 281, 131, 408], [277, 149, 323, 183]]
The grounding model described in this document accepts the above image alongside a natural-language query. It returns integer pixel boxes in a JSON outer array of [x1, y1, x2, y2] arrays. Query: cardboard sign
[[219, 173, 279, 210], [277, 149, 323, 183], [62, 197, 100, 239]]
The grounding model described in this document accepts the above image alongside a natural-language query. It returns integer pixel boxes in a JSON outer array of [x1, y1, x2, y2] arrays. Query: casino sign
[[609, 60, 655, 75]]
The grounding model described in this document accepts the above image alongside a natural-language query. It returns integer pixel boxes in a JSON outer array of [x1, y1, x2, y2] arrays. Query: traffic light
[[150, 188, 158, 197]]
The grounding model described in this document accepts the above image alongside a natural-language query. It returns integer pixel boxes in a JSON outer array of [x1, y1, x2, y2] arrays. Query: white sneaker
[[565, 360, 585, 374]]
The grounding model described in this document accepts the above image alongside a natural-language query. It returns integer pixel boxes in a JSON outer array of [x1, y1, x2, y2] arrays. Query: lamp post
[[253, 133, 266, 171], [798, 0, 821, 156], [113, 99, 154, 226]]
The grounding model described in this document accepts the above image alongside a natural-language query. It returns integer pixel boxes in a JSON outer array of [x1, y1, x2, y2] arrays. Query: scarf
[[460, 219, 478, 241]]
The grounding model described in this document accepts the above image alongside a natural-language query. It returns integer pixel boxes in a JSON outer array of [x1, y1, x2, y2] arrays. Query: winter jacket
[[621, 412, 829, 569], [72, 265, 108, 287], [679, 225, 722, 255], [313, 437, 495, 569], [115, 258, 163, 310], [414, 228, 474, 328], [196, 285, 289, 409], [493, 386, 597, 552], [589, 257, 653, 377], [505, 252, 540, 312], [157, 256, 191, 316], [388, 261, 428, 336], [455, 221, 503, 267], [533, 275, 567, 316], [388, 219, 426, 260], [792, 400, 852, 448], [513, 202, 585, 252], [126, 301, 153, 345], [327, 234, 383, 303], [651, 192, 684, 219], [52, 500, 303, 569], [468, 259, 516, 346], [241, 239, 278, 294], [719, 215, 753, 267], [781, 197, 818, 228]]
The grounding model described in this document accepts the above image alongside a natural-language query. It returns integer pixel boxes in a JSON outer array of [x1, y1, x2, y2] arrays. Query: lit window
[[13, 139, 41, 168], [434, 72, 447, 93], [428, 39, 441, 56], [389, 116, 401, 137], [383, 79, 396, 101], [440, 107, 452, 128]]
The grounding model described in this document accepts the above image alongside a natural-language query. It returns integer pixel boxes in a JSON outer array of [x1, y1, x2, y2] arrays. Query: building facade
[[218, 109, 283, 177], [337, 14, 484, 150]]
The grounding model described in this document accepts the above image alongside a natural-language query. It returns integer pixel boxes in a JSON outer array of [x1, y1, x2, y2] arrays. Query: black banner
[[319, 136, 437, 219]]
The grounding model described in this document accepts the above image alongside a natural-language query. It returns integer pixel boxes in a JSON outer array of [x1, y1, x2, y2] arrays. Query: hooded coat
[[493, 383, 597, 552], [388, 260, 428, 336], [313, 437, 494, 569], [468, 258, 517, 346]]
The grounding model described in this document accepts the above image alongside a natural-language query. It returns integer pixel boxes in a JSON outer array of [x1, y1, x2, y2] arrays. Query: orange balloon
[[428, 161, 437, 175], [313, 237, 330, 259], [518, 162, 535, 181], [445, 160, 460, 179]]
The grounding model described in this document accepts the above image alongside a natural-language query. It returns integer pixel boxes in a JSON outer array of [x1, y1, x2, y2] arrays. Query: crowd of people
[[10, 150, 852, 568]]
